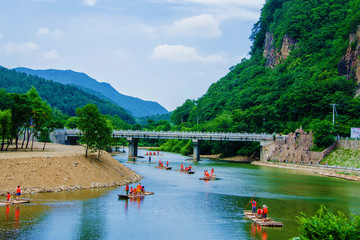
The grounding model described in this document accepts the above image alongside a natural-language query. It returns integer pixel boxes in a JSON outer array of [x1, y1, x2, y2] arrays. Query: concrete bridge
[[51, 129, 275, 161]]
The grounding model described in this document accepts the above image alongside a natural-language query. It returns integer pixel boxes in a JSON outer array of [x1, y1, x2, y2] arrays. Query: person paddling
[[166, 161, 169, 167], [211, 168, 214, 177], [181, 163, 184, 171], [125, 184, 129, 195], [189, 165, 192, 172], [252, 199, 257, 215]]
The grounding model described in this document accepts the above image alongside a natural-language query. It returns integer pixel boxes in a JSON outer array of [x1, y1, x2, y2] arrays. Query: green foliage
[[322, 148, 360, 168], [309, 119, 335, 148], [165, 0, 360, 157], [296, 205, 360, 240], [76, 104, 112, 160], [0, 109, 12, 150], [0, 66, 135, 124]]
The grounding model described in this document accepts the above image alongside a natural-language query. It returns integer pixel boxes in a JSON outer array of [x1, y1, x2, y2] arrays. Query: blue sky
[[0, 0, 264, 111]]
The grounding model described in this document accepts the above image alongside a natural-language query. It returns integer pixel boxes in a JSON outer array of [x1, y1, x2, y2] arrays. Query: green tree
[[9, 93, 32, 150], [309, 119, 335, 149], [76, 103, 112, 160], [296, 205, 360, 240], [0, 109, 12, 151], [26, 87, 53, 151]]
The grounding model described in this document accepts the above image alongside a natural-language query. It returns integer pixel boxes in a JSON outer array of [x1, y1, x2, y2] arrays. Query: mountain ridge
[[14, 67, 169, 118]]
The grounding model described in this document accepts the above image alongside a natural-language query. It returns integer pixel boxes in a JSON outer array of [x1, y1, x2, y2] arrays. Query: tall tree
[[26, 87, 52, 151], [0, 109, 12, 151], [9, 93, 32, 150], [76, 103, 112, 160]]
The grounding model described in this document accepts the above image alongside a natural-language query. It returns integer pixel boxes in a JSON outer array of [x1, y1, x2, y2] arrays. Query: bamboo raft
[[118, 191, 154, 199], [0, 199, 31, 206], [155, 166, 172, 170], [199, 176, 217, 180], [243, 210, 283, 227], [176, 170, 195, 174]]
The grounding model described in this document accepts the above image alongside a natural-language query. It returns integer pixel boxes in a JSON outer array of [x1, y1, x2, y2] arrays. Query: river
[[1, 149, 359, 240]]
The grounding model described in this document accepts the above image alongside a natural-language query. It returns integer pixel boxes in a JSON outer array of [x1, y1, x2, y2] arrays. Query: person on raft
[[16, 185, 21, 200], [6, 192, 11, 202], [181, 163, 184, 171], [159, 160, 162, 166], [189, 165, 192, 171], [166, 161, 169, 167], [204, 170, 210, 178], [211, 168, 215, 177], [125, 185, 129, 195], [252, 199, 257, 215], [262, 205, 268, 222], [257, 207, 262, 218]]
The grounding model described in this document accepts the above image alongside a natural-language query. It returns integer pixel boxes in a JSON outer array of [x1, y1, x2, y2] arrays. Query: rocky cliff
[[338, 26, 360, 94], [263, 33, 297, 68], [270, 128, 315, 163]]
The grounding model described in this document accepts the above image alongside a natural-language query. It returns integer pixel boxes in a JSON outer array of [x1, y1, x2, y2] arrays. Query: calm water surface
[[1, 149, 360, 240]]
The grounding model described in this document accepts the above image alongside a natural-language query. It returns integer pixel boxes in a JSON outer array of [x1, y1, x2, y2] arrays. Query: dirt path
[[0, 142, 142, 196]]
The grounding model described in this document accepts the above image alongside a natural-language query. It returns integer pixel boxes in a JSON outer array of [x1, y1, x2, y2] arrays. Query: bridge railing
[[62, 129, 275, 141]]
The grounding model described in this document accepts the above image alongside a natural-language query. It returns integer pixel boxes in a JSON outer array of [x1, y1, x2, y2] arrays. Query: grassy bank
[[321, 148, 360, 168]]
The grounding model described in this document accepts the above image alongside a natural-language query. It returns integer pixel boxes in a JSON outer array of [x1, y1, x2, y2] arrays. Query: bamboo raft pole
[[243, 210, 283, 227]]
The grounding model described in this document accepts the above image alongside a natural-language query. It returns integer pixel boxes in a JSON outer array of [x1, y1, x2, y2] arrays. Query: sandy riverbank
[[252, 161, 360, 182], [0, 142, 142, 196]]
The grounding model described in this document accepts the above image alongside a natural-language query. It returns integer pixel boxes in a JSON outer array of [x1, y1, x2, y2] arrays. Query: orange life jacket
[[263, 207, 268, 214]]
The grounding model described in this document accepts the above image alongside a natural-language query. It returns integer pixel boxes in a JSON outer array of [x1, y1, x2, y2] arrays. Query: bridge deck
[[62, 129, 274, 142]]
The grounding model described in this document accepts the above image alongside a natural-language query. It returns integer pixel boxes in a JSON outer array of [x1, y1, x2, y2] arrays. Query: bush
[[296, 205, 360, 240]]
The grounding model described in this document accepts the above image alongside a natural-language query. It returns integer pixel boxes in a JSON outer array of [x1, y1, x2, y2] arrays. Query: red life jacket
[[252, 201, 256, 207], [263, 207, 268, 214]]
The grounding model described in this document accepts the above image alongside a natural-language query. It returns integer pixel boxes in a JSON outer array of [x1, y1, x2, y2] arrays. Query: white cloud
[[36, 27, 50, 37], [36, 28, 63, 37], [1, 42, 40, 54], [141, 25, 157, 37], [83, 0, 97, 6], [151, 44, 226, 63], [167, 14, 221, 38], [44, 49, 59, 59]]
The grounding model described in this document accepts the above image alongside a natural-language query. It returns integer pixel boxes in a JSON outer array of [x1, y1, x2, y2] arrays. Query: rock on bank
[[0, 142, 142, 195]]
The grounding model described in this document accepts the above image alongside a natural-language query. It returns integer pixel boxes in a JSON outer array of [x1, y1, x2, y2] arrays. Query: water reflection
[[251, 223, 267, 240]]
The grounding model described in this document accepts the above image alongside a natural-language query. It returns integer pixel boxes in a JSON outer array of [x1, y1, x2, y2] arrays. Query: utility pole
[[330, 103, 338, 125]]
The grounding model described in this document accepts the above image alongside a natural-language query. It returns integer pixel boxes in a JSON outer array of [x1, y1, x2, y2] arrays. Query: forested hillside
[[0, 67, 135, 124], [166, 0, 360, 156], [14, 68, 169, 118]]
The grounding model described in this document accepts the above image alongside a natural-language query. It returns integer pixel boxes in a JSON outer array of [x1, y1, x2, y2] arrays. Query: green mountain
[[171, 0, 360, 137], [13, 68, 169, 118], [0, 66, 135, 124]]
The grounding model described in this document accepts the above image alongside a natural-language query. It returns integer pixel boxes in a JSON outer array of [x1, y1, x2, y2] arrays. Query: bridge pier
[[259, 140, 275, 162], [193, 139, 201, 161], [127, 137, 139, 159]]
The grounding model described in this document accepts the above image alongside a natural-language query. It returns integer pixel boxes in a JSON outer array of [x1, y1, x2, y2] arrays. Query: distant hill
[[0, 66, 135, 124], [14, 68, 169, 117]]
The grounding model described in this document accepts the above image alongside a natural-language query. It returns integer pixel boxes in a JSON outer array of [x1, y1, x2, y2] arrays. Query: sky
[[0, 0, 265, 111]]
